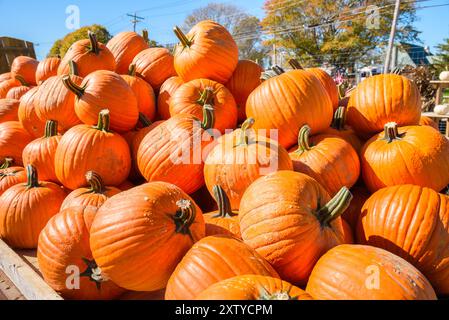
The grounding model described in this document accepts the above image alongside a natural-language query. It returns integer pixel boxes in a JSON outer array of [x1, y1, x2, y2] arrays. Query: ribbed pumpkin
[[342, 185, 370, 230], [196, 275, 313, 300], [0, 165, 66, 249], [11, 56, 39, 86], [289, 125, 360, 196], [170, 78, 238, 134], [0, 158, 26, 196], [0, 73, 12, 83], [225, 60, 263, 123], [239, 171, 353, 285], [22, 120, 61, 182], [246, 68, 333, 149], [61, 171, 121, 211], [361, 122, 449, 193], [106, 30, 149, 74], [204, 118, 293, 210], [55, 110, 131, 190], [0, 121, 33, 166], [58, 31, 116, 77], [357, 184, 449, 295], [306, 244, 437, 300], [165, 235, 279, 300], [35, 57, 61, 85], [173, 20, 238, 83], [121, 65, 156, 121], [0, 78, 21, 98], [0, 98, 20, 122], [18, 87, 46, 138], [131, 48, 176, 91], [347, 74, 421, 138], [420, 115, 439, 130], [137, 114, 213, 195], [63, 70, 138, 132], [204, 185, 240, 238], [5, 78, 31, 100], [37, 206, 125, 300], [157, 76, 184, 120], [90, 182, 205, 291]]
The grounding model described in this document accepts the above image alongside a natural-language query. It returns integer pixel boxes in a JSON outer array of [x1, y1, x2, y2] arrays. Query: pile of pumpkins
[[0, 20, 448, 301]]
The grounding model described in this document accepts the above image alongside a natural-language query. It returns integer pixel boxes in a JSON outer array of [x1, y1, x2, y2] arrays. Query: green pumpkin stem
[[25, 165, 40, 189], [173, 26, 192, 47], [383, 122, 404, 143], [85, 171, 106, 194], [128, 64, 137, 77], [14, 75, 29, 87], [173, 199, 197, 241], [212, 185, 237, 218], [316, 187, 353, 226], [142, 29, 149, 44], [295, 125, 312, 153], [237, 118, 255, 146], [201, 104, 215, 130], [43, 120, 58, 138], [288, 59, 303, 70], [88, 31, 100, 55], [95, 109, 111, 132], [331, 107, 347, 131], [138, 113, 153, 127], [0, 157, 14, 170], [197, 87, 215, 106], [62, 75, 85, 98], [69, 60, 79, 76]]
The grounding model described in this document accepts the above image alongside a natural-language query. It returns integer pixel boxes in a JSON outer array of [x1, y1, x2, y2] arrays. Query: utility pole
[[384, 0, 401, 73], [127, 13, 145, 32]]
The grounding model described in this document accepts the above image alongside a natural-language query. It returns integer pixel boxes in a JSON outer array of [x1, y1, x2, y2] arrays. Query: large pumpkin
[[38, 206, 125, 300], [11, 56, 39, 86], [289, 125, 360, 196], [246, 69, 333, 149], [0, 121, 33, 166], [157, 76, 184, 120], [0, 158, 26, 196], [90, 182, 205, 291], [225, 60, 263, 123], [165, 235, 279, 300], [239, 171, 353, 285], [204, 118, 293, 209], [0, 165, 66, 249], [18, 87, 46, 138], [170, 78, 238, 134], [357, 184, 449, 295], [173, 20, 238, 83], [306, 244, 437, 300], [361, 122, 449, 193], [63, 70, 138, 132], [0, 98, 20, 122], [347, 74, 421, 138], [55, 110, 131, 190], [196, 275, 313, 300], [35, 57, 61, 85]]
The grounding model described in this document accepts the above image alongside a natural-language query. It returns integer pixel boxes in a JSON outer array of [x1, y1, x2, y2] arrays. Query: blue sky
[[0, 0, 448, 60]]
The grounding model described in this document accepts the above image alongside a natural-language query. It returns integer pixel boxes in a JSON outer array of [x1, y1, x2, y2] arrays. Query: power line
[[127, 13, 145, 32]]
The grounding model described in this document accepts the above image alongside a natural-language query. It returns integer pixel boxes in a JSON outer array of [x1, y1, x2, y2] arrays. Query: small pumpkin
[[0, 121, 33, 166], [420, 115, 439, 130], [35, 57, 61, 85], [0, 158, 27, 196], [157, 76, 184, 120], [11, 56, 39, 86], [18, 87, 46, 138], [0, 98, 20, 122]]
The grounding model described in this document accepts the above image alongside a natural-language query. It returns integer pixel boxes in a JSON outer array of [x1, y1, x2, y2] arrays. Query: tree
[[434, 38, 449, 74], [261, 0, 420, 69]]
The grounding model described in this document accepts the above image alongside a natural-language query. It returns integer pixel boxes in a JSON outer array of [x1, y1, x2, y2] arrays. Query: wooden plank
[[0, 240, 62, 300], [0, 269, 25, 300]]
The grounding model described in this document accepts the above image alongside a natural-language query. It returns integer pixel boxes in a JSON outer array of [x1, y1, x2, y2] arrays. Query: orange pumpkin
[[306, 244, 437, 300], [0, 99, 20, 122], [0, 78, 21, 98], [173, 20, 238, 83], [0, 121, 33, 166], [37, 206, 125, 300], [342, 185, 370, 230], [5, 80, 31, 100], [420, 115, 439, 130], [157, 76, 184, 120], [0, 158, 27, 196], [18, 87, 46, 138], [11, 56, 39, 86], [90, 182, 205, 291], [106, 31, 149, 74], [165, 235, 279, 300], [0, 165, 66, 249], [0, 73, 12, 83], [239, 171, 353, 285], [35, 57, 61, 85]]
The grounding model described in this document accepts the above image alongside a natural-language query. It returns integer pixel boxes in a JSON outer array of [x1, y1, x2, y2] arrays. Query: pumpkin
[[433, 104, 449, 115], [361, 122, 449, 193], [289, 125, 360, 196], [106, 30, 149, 74], [90, 182, 205, 291], [165, 235, 279, 300], [18, 87, 46, 138], [157, 76, 184, 120], [5, 76, 31, 100], [55, 110, 131, 190], [173, 20, 238, 83], [0, 78, 21, 98], [0, 73, 12, 83], [0, 98, 20, 122], [63, 70, 138, 132], [342, 185, 370, 230], [225, 60, 263, 123], [196, 275, 313, 300], [0, 165, 66, 249], [306, 244, 437, 300], [61, 171, 121, 211], [204, 185, 240, 238], [0, 158, 27, 196], [420, 115, 439, 130], [22, 120, 61, 182], [170, 78, 238, 134], [0, 121, 33, 166], [246, 68, 333, 149], [35, 57, 61, 85], [204, 118, 293, 210], [11, 56, 39, 86], [37, 206, 125, 300], [121, 65, 156, 121], [137, 113, 213, 195], [357, 184, 449, 295], [131, 47, 176, 91], [239, 171, 353, 285], [347, 74, 421, 138], [58, 31, 116, 77]]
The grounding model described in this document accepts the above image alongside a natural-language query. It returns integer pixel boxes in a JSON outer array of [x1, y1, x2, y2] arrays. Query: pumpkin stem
[[85, 171, 106, 194], [15, 74, 29, 87], [212, 185, 237, 219], [173, 199, 197, 241], [197, 87, 215, 106], [383, 122, 405, 143], [138, 112, 153, 127], [259, 287, 298, 300], [288, 59, 304, 70], [25, 164, 40, 189], [62, 75, 85, 98], [0, 157, 14, 170], [295, 125, 312, 153], [261, 65, 285, 81], [69, 60, 79, 76], [237, 118, 255, 146], [173, 26, 192, 48], [316, 187, 353, 226], [80, 258, 106, 290], [95, 109, 111, 132], [201, 104, 215, 130], [43, 120, 58, 138], [142, 29, 149, 45], [88, 31, 100, 55], [128, 64, 137, 77], [331, 107, 347, 131]]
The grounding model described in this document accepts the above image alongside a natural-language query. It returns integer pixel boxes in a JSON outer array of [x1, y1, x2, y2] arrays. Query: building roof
[[399, 42, 432, 65]]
